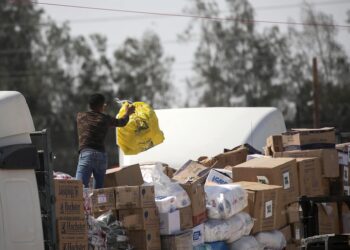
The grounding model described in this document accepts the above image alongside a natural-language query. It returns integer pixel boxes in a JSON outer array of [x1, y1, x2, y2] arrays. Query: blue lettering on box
[[211, 176, 228, 184]]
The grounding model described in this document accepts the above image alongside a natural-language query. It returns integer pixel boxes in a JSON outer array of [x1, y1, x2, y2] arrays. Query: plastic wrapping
[[143, 163, 190, 209], [205, 184, 248, 219], [229, 236, 261, 250], [155, 196, 177, 213], [117, 102, 164, 155], [88, 211, 133, 250], [204, 212, 254, 243], [83, 188, 93, 217], [255, 230, 286, 250], [53, 171, 73, 179]]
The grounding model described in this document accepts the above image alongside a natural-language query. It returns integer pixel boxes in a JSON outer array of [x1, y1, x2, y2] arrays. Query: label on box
[[205, 169, 232, 185], [97, 194, 107, 204], [338, 152, 349, 166], [265, 200, 273, 218], [283, 171, 291, 189], [192, 224, 204, 247], [344, 186, 350, 196], [344, 167, 349, 182]]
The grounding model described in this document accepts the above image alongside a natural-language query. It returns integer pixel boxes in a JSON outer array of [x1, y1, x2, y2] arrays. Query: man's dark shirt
[[77, 111, 129, 152]]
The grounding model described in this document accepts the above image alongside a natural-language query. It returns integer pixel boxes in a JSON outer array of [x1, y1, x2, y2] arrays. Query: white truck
[[0, 91, 286, 250]]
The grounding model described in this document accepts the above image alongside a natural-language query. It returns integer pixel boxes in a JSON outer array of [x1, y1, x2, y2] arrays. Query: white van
[[120, 107, 286, 169], [0, 91, 44, 250]]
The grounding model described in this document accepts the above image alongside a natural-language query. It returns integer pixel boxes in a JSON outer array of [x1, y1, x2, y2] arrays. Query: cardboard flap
[[173, 160, 209, 184]]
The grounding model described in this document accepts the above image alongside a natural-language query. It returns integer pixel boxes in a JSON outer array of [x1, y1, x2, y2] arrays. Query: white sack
[[255, 230, 286, 250], [230, 236, 262, 250]]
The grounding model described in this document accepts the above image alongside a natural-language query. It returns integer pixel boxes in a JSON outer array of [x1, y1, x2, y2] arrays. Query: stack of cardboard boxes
[[95, 164, 161, 250], [54, 179, 88, 250]]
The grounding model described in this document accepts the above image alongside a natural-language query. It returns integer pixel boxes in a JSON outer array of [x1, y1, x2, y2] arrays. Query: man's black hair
[[89, 93, 105, 110]]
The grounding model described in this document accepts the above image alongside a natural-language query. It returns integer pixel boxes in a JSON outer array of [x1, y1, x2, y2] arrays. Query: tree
[[183, 0, 288, 107], [112, 31, 174, 108]]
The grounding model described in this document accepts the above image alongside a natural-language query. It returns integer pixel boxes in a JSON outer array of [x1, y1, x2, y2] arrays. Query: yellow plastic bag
[[116, 102, 164, 155]]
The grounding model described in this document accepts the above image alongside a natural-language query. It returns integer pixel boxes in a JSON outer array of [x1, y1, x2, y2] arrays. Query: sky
[[36, 0, 350, 105]]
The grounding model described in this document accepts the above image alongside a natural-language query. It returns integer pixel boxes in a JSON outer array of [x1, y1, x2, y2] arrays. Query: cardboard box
[[287, 202, 300, 224], [115, 185, 155, 209], [129, 229, 161, 250], [192, 224, 205, 247], [58, 240, 88, 250], [91, 187, 115, 212], [205, 169, 233, 185], [104, 164, 144, 187], [54, 179, 83, 200], [280, 225, 292, 243], [340, 203, 350, 234], [56, 219, 88, 241], [297, 158, 326, 196], [212, 147, 248, 168], [286, 243, 299, 250], [55, 199, 85, 220], [159, 210, 181, 235], [118, 207, 159, 230], [291, 222, 303, 244], [161, 230, 192, 250], [232, 158, 299, 205], [173, 160, 209, 184], [317, 202, 340, 235], [173, 162, 208, 226], [236, 181, 283, 233], [274, 149, 339, 178], [282, 127, 336, 151], [267, 135, 283, 153], [179, 206, 193, 230]]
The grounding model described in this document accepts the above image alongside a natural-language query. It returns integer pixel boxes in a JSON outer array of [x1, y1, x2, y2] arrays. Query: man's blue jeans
[[76, 149, 108, 189]]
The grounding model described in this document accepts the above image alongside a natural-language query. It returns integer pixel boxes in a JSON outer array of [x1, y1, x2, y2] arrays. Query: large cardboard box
[[104, 164, 144, 187], [274, 149, 339, 178], [236, 181, 283, 233], [161, 230, 193, 250], [56, 219, 88, 241], [267, 135, 283, 153], [159, 210, 181, 235], [232, 158, 299, 205], [58, 240, 88, 250], [54, 179, 83, 200], [297, 158, 327, 196], [179, 206, 193, 230], [115, 185, 155, 209], [129, 229, 161, 250], [118, 207, 159, 230], [282, 128, 336, 151], [317, 202, 340, 235], [55, 199, 85, 220], [91, 187, 116, 212]]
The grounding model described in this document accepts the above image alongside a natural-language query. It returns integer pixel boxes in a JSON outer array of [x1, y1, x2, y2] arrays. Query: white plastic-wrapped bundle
[[255, 230, 286, 250], [204, 212, 254, 243], [141, 163, 191, 209], [155, 196, 177, 213], [205, 183, 248, 219], [230, 236, 262, 250]]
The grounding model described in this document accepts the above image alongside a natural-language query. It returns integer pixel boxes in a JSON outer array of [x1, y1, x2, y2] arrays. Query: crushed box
[[232, 157, 299, 205]]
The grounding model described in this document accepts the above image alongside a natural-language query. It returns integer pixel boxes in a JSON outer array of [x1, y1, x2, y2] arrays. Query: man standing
[[76, 93, 135, 188]]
